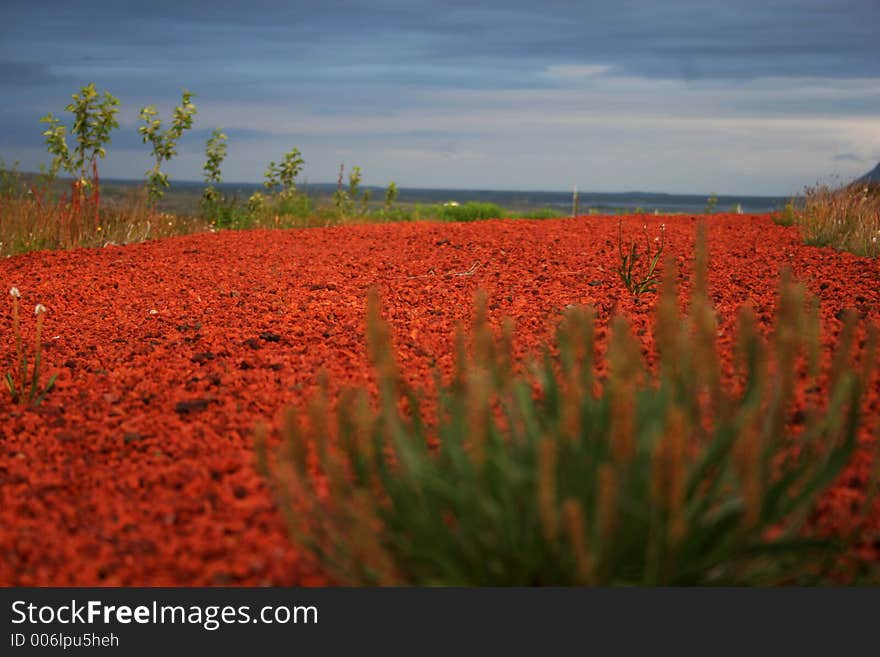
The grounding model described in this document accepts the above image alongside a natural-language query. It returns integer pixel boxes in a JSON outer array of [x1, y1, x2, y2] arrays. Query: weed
[[256, 238, 878, 585], [616, 220, 665, 298], [774, 201, 797, 226], [795, 183, 879, 258], [4, 289, 57, 405]]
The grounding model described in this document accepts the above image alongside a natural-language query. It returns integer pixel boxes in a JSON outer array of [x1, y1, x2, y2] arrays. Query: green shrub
[[773, 201, 797, 227], [515, 208, 564, 219], [438, 201, 506, 222], [256, 235, 878, 585], [275, 192, 313, 221]]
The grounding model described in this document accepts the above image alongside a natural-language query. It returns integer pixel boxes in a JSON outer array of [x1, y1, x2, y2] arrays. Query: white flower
[[9, 287, 20, 298], [34, 304, 47, 315]]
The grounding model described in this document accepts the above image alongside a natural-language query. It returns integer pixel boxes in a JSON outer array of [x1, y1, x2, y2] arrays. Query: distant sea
[[99, 178, 790, 215]]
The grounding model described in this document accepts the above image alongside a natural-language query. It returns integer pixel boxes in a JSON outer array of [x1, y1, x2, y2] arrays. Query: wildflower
[[34, 304, 47, 315], [9, 287, 20, 298]]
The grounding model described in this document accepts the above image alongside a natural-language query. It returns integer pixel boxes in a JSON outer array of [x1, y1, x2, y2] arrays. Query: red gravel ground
[[1, 214, 879, 585]]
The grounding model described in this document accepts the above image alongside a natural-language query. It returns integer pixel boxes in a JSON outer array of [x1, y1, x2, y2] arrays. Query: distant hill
[[856, 162, 880, 184]]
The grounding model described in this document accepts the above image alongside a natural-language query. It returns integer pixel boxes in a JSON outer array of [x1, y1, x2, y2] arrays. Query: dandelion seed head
[[34, 303, 47, 315], [9, 287, 20, 298]]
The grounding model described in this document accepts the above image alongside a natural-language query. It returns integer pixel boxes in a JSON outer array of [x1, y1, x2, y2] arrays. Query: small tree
[[40, 83, 120, 192], [384, 181, 399, 210], [333, 163, 350, 216], [139, 90, 197, 201], [201, 129, 228, 211], [264, 148, 304, 198]]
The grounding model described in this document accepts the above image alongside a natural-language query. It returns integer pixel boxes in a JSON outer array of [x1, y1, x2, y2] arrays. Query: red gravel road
[[1, 214, 878, 585]]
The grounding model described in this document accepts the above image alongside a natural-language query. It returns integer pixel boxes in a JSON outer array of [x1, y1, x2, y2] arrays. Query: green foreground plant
[[4, 288, 57, 405], [256, 233, 878, 585]]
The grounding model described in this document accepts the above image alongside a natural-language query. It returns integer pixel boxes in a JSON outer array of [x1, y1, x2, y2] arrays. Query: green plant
[[704, 193, 719, 214], [384, 182, 399, 212], [201, 129, 228, 212], [4, 288, 57, 405], [40, 83, 120, 191], [256, 237, 878, 585], [139, 90, 197, 201], [0, 158, 23, 198], [264, 148, 305, 197], [332, 164, 370, 219], [617, 220, 665, 298], [774, 201, 797, 227], [516, 208, 564, 220], [438, 201, 505, 222], [795, 183, 879, 258]]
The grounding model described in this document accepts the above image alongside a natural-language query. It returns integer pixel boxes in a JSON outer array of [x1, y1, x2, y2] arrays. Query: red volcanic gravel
[[1, 214, 879, 585]]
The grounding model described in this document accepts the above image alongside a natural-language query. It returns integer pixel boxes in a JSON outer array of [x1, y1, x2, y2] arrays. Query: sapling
[[704, 192, 719, 214], [384, 182, 399, 211], [264, 148, 304, 198], [201, 129, 228, 214], [139, 90, 197, 201], [333, 163, 349, 216], [40, 83, 120, 192], [333, 164, 369, 218]]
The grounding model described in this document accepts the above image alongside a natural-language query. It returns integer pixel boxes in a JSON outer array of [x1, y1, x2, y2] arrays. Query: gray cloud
[[2, 1, 878, 193], [833, 152, 864, 162]]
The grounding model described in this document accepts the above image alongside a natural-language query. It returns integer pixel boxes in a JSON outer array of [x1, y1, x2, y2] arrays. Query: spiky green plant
[[256, 232, 878, 586], [617, 220, 665, 298]]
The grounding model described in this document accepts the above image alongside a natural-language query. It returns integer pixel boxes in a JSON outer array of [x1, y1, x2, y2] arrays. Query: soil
[[1, 213, 878, 585]]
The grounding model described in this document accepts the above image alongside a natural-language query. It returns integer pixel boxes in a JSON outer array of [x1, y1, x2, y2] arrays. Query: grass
[[0, 165, 570, 256], [255, 232, 879, 585], [785, 183, 880, 258], [0, 171, 211, 257]]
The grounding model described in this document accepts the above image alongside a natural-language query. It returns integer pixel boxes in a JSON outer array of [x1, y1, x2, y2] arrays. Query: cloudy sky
[[1, 0, 878, 195]]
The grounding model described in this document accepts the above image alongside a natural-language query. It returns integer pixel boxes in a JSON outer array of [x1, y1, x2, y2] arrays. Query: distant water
[[103, 179, 790, 215]]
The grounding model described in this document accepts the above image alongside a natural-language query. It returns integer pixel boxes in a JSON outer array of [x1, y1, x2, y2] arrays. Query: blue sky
[[1, 0, 878, 195]]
